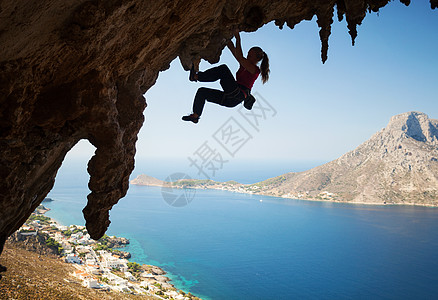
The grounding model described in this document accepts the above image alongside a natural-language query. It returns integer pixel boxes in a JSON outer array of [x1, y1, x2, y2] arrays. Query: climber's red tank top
[[236, 65, 260, 90]]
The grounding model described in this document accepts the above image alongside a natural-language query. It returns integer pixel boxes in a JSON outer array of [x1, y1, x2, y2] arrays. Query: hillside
[[0, 241, 152, 300], [130, 174, 166, 187], [256, 112, 438, 205]]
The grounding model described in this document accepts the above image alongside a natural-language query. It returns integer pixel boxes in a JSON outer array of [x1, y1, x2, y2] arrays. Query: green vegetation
[[98, 234, 110, 244], [62, 229, 72, 237], [100, 276, 109, 284], [127, 261, 142, 273], [94, 235, 128, 257], [111, 249, 123, 255], [224, 180, 239, 185], [45, 237, 63, 254], [94, 234, 113, 251], [259, 175, 287, 187], [27, 214, 51, 225], [173, 179, 215, 187], [62, 227, 84, 237], [93, 243, 110, 252]]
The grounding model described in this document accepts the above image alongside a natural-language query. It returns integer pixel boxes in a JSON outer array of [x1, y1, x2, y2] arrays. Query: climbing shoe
[[243, 94, 256, 110], [182, 114, 199, 124]]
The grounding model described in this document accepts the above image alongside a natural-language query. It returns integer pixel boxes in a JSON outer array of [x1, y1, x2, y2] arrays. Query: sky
[[67, 1, 438, 180]]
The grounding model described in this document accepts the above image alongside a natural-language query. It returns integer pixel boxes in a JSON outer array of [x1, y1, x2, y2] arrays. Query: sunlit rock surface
[[0, 0, 436, 260]]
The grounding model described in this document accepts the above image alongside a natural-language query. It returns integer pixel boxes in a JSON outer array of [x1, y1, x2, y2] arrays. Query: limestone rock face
[[260, 112, 438, 205], [0, 0, 436, 259]]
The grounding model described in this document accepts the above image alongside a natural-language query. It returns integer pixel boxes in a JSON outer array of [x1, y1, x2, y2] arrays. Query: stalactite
[[316, 5, 335, 63]]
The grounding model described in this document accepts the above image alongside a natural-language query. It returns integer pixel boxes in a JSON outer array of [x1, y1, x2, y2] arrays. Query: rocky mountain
[[257, 112, 438, 206], [130, 174, 166, 187]]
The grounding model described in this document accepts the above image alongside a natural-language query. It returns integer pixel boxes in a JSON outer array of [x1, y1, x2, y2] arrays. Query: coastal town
[[131, 174, 340, 202], [16, 199, 200, 300]]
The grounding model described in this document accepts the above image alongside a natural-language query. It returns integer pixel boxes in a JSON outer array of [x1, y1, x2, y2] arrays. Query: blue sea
[[45, 158, 438, 299]]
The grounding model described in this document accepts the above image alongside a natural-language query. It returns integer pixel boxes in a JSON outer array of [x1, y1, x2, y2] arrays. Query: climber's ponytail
[[250, 46, 270, 84], [260, 51, 270, 84]]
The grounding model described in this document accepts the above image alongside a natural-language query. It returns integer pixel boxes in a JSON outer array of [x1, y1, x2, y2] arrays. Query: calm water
[[45, 160, 438, 299]]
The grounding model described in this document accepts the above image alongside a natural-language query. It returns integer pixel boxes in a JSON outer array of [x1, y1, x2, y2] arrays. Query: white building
[[54, 232, 64, 241], [86, 265, 101, 275], [65, 253, 81, 264], [20, 231, 37, 236], [120, 264, 128, 272], [73, 270, 91, 280], [78, 235, 92, 245], [100, 252, 128, 271], [105, 273, 128, 286], [75, 245, 89, 252], [124, 271, 136, 281], [82, 278, 100, 289], [71, 233, 82, 240], [113, 285, 131, 293], [31, 221, 42, 229], [85, 259, 97, 265], [57, 225, 68, 231], [60, 241, 72, 251], [84, 253, 97, 265]]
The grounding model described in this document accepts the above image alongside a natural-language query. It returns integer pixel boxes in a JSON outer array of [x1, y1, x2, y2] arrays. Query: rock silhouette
[[0, 1, 437, 263]]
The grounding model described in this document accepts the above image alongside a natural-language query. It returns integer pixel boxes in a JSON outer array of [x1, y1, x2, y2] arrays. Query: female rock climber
[[182, 30, 270, 124]]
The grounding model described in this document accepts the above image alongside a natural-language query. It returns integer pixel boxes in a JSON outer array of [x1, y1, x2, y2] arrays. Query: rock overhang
[[0, 0, 437, 262]]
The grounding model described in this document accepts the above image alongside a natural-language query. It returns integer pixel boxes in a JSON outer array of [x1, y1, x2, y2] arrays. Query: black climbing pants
[[193, 64, 245, 116]]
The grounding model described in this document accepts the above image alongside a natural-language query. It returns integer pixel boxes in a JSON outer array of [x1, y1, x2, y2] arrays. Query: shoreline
[[279, 195, 438, 208], [132, 182, 438, 208], [21, 205, 201, 299]]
